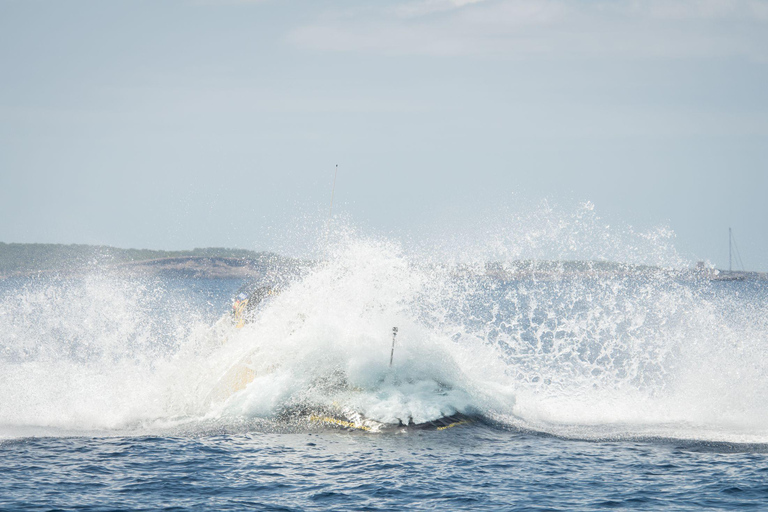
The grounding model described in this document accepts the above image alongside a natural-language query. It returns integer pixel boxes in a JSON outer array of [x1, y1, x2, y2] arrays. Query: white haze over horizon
[[0, 0, 766, 270]]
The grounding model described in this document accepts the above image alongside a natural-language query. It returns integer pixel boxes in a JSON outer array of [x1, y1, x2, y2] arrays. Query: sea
[[1, 238, 767, 511]]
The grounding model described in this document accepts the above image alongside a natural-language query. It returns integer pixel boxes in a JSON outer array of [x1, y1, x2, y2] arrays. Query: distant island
[[0, 242, 298, 279], [1, 242, 765, 281]]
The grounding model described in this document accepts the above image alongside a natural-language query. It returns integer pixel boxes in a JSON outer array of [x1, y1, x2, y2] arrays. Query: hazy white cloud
[[287, 0, 768, 59], [394, 0, 488, 18], [194, 0, 270, 5], [630, 0, 768, 19]]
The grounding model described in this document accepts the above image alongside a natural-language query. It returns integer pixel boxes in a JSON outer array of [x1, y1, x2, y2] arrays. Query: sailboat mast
[[729, 227, 732, 272]]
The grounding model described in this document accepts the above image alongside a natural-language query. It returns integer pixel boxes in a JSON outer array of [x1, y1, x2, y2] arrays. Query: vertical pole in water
[[729, 227, 732, 272], [389, 327, 398, 367]]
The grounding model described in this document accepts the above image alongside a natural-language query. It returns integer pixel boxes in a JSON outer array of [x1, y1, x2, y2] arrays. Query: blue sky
[[1, 0, 766, 269]]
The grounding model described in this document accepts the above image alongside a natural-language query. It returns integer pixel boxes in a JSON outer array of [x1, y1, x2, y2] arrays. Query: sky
[[0, 0, 766, 269]]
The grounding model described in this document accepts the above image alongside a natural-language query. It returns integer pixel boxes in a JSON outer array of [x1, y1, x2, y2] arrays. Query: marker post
[[389, 327, 398, 367]]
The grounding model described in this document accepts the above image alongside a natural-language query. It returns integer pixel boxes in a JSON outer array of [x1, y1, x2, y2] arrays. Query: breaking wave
[[1, 205, 767, 443]]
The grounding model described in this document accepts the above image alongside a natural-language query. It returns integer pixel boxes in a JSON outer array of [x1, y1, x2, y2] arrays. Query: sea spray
[[0, 274, 201, 431], [207, 238, 506, 426], [0, 205, 766, 442]]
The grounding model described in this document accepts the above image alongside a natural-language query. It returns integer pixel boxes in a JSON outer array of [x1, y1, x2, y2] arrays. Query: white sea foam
[[1, 207, 766, 443]]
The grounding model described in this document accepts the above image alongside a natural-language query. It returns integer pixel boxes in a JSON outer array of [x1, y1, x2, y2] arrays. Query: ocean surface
[[1, 239, 767, 511]]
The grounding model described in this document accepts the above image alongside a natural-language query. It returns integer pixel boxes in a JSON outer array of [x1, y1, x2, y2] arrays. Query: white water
[[1, 209, 767, 443]]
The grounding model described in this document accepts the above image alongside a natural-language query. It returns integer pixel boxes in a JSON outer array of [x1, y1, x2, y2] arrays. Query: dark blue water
[[2, 428, 768, 511], [1, 256, 767, 511]]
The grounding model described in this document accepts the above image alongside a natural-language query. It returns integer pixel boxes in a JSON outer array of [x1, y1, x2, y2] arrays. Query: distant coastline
[[0, 242, 297, 280], [1, 242, 765, 281]]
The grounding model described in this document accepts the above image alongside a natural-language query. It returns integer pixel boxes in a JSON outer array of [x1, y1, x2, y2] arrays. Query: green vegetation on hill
[[0, 242, 273, 276]]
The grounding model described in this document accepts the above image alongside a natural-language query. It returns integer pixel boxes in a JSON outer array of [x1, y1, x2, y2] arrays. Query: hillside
[[0, 243, 293, 279]]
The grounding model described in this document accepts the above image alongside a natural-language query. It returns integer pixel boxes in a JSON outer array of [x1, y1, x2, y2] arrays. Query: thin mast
[[729, 227, 732, 272], [389, 327, 398, 367]]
